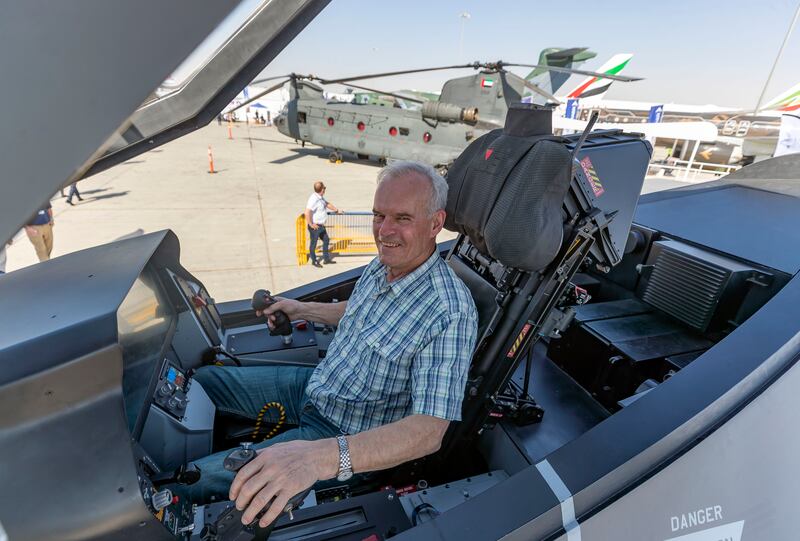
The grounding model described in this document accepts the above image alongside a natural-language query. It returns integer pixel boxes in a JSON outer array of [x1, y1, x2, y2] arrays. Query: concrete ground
[[4, 122, 702, 301]]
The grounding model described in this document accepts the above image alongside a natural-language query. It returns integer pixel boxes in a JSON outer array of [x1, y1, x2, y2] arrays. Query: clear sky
[[190, 0, 800, 109]]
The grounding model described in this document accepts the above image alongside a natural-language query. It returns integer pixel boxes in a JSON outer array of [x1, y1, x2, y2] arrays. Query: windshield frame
[[82, 0, 330, 179]]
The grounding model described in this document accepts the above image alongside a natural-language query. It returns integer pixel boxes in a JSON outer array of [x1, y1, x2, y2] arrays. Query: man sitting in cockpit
[[187, 161, 478, 528]]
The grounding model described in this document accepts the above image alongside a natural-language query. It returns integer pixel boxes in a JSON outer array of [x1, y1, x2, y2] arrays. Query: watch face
[[337, 470, 353, 482]]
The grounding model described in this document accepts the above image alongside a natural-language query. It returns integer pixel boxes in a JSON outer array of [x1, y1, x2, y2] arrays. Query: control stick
[[252, 289, 293, 345], [151, 463, 201, 488], [202, 442, 310, 541]]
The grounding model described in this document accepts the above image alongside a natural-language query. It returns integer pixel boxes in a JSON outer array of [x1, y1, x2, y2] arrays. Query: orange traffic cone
[[208, 145, 216, 174]]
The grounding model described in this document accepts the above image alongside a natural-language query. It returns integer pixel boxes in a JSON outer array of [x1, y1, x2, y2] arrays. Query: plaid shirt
[[306, 250, 478, 435]]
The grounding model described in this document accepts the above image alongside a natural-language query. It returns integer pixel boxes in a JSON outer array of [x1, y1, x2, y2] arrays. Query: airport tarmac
[[4, 123, 693, 302]]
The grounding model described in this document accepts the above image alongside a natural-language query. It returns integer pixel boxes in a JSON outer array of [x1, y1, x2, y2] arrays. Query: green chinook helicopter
[[235, 48, 641, 169]]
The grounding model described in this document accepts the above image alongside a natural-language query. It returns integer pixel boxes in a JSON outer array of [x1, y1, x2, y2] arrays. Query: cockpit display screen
[[118, 269, 175, 433], [166, 365, 188, 392]]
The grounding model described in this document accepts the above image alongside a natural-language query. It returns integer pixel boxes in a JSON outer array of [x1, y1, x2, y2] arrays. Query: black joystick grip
[[223, 443, 258, 472], [252, 289, 292, 337]]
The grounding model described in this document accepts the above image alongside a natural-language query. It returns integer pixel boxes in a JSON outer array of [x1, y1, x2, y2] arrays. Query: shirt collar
[[374, 249, 440, 298]]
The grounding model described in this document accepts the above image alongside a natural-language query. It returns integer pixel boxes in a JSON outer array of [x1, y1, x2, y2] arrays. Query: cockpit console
[[5, 114, 789, 541]]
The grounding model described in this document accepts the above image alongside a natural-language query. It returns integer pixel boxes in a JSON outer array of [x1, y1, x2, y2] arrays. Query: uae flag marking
[[481, 78, 494, 88]]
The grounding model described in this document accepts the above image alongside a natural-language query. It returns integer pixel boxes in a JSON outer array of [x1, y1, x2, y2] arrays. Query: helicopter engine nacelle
[[422, 102, 479, 125]]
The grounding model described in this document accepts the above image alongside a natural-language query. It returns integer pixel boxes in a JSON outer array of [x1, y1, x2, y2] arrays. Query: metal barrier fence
[[647, 159, 740, 181], [295, 212, 377, 265]]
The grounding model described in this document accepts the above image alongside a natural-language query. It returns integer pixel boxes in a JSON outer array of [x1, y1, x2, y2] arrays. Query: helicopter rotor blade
[[503, 63, 642, 82], [250, 74, 296, 85], [336, 82, 426, 104], [230, 78, 290, 112], [503, 71, 561, 104], [320, 63, 481, 85]]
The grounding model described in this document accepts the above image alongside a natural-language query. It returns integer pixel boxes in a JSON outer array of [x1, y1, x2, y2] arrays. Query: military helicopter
[[234, 49, 641, 169]]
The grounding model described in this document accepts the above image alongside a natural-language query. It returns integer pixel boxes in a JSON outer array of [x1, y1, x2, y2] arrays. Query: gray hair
[[376, 161, 448, 216]]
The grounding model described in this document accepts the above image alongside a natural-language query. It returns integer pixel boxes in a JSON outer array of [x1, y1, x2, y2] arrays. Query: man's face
[[372, 173, 445, 279]]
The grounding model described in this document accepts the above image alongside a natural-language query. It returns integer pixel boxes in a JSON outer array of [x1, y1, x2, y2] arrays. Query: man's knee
[[192, 365, 230, 403], [192, 364, 216, 386]]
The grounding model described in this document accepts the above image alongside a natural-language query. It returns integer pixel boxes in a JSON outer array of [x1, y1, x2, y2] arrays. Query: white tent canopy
[[554, 116, 723, 180]]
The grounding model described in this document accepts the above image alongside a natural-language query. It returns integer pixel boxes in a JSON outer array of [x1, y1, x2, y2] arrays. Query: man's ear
[[431, 209, 446, 238]]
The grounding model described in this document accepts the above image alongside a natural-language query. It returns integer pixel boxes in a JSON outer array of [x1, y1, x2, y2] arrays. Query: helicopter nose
[[275, 114, 287, 134]]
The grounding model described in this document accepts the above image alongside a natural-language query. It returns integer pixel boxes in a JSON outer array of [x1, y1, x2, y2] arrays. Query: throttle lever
[[202, 443, 309, 541], [252, 289, 293, 345], [223, 442, 258, 472]]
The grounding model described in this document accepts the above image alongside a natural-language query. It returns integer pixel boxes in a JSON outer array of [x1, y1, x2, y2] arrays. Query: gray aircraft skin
[[2, 2, 800, 541], [268, 49, 638, 168]]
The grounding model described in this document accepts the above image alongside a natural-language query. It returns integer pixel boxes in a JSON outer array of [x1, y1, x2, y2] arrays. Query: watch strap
[[336, 435, 353, 478]]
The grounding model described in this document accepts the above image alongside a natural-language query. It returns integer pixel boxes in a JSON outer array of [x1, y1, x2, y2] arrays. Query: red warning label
[[506, 323, 532, 358], [580, 156, 604, 197]]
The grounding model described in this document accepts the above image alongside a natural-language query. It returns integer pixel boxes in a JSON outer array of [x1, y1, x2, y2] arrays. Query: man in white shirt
[[0, 242, 8, 275], [305, 181, 342, 267]]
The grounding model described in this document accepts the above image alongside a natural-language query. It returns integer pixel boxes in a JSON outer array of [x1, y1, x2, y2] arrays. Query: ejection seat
[[435, 104, 652, 457]]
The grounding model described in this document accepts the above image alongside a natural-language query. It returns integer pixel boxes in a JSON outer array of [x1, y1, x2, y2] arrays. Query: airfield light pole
[[753, 1, 800, 114], [459, 12, 471, 60]]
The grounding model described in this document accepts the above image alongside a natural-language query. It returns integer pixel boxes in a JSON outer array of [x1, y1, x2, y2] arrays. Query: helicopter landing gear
[[328, 150, 343, 164]]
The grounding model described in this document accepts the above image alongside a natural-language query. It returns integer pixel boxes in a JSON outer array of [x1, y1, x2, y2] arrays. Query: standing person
[[66, 182, 83, 205], [0, 240, 9, 275], [305, 181, 343, 268], [25, 204, 55, 262]]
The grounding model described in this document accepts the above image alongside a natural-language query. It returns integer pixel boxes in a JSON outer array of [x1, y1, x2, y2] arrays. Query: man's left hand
[[230, 438, 337, 527]]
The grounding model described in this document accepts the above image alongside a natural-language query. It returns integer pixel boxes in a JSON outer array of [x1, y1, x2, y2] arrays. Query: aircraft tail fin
[[564, 53, 633, 100], [762, 81, 800, 112], [525, 47, 597, 96]]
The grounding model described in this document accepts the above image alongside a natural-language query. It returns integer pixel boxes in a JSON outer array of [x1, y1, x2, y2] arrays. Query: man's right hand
[[309, 223, 319, 230], [257, 297, 304, 329]]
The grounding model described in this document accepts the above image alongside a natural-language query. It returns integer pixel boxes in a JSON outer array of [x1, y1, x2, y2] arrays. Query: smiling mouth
[[380, 241, 401, 248]]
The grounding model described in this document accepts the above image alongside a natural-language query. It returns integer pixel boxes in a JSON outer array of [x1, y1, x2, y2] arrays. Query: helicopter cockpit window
[[298, 112, 307, 124]]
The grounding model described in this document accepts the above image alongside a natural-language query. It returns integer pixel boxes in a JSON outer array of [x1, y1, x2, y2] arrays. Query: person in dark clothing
[[66, 183, 83, 205]]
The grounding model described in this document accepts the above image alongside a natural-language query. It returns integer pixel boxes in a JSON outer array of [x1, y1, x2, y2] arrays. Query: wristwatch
[[335, 435, 353, 482]]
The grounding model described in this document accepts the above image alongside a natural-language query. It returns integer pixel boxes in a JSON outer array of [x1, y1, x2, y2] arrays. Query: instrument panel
[[152, 363, 191, 421]]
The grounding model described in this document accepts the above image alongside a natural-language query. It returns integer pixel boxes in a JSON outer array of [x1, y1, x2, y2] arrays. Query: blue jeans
[[183, 365, 341, 503], [67, 183, 81, 202], [308, 225, 330, 264]]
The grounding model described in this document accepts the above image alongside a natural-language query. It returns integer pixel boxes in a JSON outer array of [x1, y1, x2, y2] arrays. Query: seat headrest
[[444, 104, 573, 272]]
